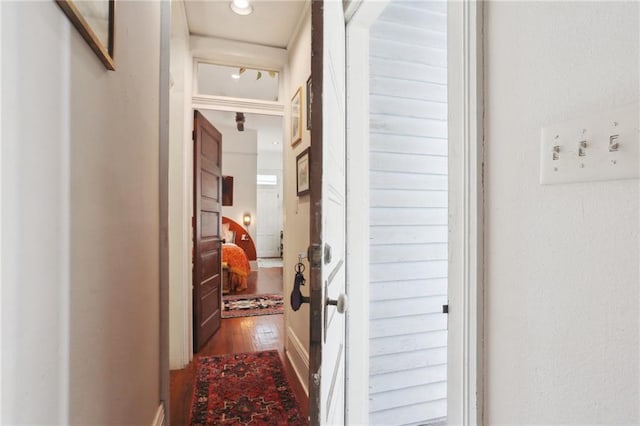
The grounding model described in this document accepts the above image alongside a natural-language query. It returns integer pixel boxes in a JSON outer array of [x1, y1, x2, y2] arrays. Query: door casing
[[344, 1, 485, 424]]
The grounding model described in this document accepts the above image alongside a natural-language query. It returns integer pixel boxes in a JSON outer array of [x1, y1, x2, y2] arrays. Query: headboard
[[222, 216, 257, 261]]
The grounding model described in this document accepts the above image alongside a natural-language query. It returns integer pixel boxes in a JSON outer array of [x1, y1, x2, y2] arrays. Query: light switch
[[609, 134, 620, 152], [540, 103, 639, 184]]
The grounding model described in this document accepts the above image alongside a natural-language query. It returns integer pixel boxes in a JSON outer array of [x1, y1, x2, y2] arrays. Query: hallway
[[169, 266, 308, 424]]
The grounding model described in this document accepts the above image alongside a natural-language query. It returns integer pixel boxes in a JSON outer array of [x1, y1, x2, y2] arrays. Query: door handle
[[324, 292, 348, 342], [326, 293, 348, 314]]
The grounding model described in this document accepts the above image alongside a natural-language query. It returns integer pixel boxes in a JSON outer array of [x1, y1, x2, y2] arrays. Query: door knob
[[327, 293, 348, 314]]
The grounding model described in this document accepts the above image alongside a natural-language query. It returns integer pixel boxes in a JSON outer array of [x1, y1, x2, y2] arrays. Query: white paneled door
[[256, 186, 282, 258], [309, 0, 347, 425]]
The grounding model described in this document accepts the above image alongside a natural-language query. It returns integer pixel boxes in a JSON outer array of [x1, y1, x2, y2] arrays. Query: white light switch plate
[[540, 104, 639, 184]]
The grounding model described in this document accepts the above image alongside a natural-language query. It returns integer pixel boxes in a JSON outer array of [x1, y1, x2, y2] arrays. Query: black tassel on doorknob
[[290, 262, 310, 311]]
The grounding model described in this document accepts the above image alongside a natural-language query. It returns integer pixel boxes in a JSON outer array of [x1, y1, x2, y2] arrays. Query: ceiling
[[184, 0, 307, 49], [184, 0, 296, 154]]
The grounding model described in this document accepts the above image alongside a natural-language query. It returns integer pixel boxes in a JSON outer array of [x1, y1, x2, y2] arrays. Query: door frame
[[182, 103, 285, 358], [447, 1, 484, 424], [167, 14, 288, 368], [344, 1, 485, 424], [344, 2, 388, 424]]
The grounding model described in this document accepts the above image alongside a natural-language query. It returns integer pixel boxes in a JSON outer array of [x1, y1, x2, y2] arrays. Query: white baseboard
[[152, 403, 165, 426], [286, 326, 309, 396]]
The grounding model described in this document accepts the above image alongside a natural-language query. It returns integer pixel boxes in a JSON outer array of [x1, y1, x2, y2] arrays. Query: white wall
[[367, 2, 448, 424], [484, 2, 639, 423], [169, 0, 194, 370], [2, 1, 162, 424], [283, 5, 311, 395], [258, 150, 283, 171]]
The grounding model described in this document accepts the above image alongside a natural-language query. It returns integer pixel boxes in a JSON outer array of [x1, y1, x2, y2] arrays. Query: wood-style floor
[[242, 265, 283, 296], [170, 265, 309, 425]]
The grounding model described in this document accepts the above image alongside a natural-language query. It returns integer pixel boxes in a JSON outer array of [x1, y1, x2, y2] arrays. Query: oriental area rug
[[222, 294, 284, 319], [189, 350, 307, 426]]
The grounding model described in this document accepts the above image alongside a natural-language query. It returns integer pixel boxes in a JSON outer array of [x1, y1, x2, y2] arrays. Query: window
[[196, 62, 279, 101], [257, 174, 278, 186]]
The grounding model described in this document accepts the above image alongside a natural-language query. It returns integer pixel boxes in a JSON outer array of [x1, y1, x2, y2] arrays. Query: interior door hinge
[[442, 304, 449, 314], [192, 130, 196, 140]]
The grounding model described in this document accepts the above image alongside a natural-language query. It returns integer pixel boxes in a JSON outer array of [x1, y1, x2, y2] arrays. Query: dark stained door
[[193, 110, 223, 352]]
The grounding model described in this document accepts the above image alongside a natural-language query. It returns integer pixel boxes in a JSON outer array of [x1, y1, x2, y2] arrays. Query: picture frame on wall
[[222, 176, 234, 206], [296, 147, 311, 196], [291, 86, 303, 146], [306, 75, 312, 130], [56, 0, 116, 70]]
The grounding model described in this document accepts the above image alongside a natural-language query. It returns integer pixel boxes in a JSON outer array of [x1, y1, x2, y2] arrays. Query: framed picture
[[56, 0, 116, 70], [222, 176, 234, 206], [306, 76, 312, 130], [291, 87, 302, 146], [296, 147, 311, 196]]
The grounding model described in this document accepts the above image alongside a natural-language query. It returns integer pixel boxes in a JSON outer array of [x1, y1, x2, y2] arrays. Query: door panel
[[309, 1, 347, 424], [193, 110, 223, 352], [201, 211, 219, 237], [201, 171, 218, 199]]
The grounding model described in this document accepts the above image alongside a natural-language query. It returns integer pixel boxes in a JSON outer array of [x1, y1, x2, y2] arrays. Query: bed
[[222, 243, 251, 293]]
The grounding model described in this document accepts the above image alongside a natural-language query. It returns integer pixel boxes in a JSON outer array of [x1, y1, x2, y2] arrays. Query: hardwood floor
[[242, 266, 283, 295], [170, 266, 308, 425]]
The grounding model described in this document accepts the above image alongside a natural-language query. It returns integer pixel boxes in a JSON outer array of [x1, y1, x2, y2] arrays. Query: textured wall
[[283, 6, 312, 394], [484, 2, 639, 423], [2, 1, 162, 424]]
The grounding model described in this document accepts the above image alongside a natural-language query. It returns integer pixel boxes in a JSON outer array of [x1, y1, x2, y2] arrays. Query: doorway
[[167, 1, 313, 423], [170, 107, 308, 423], [346, 1, 451, 424]]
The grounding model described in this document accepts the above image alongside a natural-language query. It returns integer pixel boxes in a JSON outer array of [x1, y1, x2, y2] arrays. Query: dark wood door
[[193, 110, 223, 352]]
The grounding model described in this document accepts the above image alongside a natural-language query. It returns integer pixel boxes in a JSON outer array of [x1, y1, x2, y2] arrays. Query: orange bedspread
[[222, 243, 251, 292]]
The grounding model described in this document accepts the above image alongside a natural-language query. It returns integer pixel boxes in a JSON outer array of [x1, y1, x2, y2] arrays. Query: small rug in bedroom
[[188, 350, 307, 426], [222, 294, 284, 319]]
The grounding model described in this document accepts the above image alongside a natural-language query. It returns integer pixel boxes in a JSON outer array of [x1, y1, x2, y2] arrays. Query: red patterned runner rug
[[189, 350, 307, 425], [222, 294, 284, 319]]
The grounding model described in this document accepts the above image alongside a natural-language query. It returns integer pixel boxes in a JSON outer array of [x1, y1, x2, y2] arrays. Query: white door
[[308, 0, 347, 425], [257, 185, 282, 258]]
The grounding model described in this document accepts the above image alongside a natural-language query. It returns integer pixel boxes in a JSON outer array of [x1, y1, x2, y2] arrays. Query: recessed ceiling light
[[272, 141, 279, 145], [231, 73, 241, 80], [230, 0, 253, 16]]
